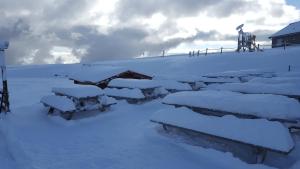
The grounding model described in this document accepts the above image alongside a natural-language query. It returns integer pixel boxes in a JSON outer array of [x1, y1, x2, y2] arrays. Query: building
[[269, 21, 300, 48], [69, 66, 152, 89]]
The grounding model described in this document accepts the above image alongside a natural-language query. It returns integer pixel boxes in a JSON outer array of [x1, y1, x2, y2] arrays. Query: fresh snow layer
[[100, 95, 117, 105], [104, 88, 145, 99], [249, 77, 300, 85], [52, 85, 104, 99], [40, 95, 76, 112], [207, 82, 300, 96], [151, 107, 294, 152], [109, 78, 161, 89], [163, 90, 300, 120]]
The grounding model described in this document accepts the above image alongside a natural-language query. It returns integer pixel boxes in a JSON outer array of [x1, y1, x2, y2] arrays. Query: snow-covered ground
[[1, 47, 300, 169]]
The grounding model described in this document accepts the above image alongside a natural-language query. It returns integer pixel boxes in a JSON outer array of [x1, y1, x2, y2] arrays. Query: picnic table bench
[[151, 107, 295, 163], [162, 90, 300, 129]]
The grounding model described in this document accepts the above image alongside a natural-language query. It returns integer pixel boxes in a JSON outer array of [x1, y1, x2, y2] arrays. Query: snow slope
[[1, 46, 300, 169]]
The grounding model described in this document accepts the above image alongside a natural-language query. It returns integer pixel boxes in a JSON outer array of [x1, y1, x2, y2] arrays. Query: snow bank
[[162, 90, 300, 120], [207, 82, 300, 96], [151, 107, 294, 152], [249, 77, 300, 85], [104, 88, 145, 99], [40, 95, 76, 112], [52, 85, 104, 98], [109, 78, 161, 89]]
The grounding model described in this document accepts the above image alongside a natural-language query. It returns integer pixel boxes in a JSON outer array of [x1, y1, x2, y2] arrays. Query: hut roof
[[269, 21, 300, 38]]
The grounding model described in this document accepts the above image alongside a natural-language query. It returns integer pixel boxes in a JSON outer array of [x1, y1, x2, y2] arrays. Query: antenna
[[236, 24, 244, 30], [0, 40, 10, 113]]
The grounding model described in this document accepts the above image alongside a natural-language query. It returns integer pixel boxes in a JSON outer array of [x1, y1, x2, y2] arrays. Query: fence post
[[205, 48, 208, 55], [220, 47, 223, 54], [288, 65, 291, 72], [189, 51, 191, 57], [257, 44, 260, 51], [192, 51, 195, 56], [197, 50, 200, 56]]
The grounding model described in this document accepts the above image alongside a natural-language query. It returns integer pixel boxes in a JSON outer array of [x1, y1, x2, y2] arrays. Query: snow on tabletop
[[162, 90, 300, 120], [99, 95, 117, 105], [40, 95, 76, 112], [151, 107, 294, 153], [249, 77, 300, 85], [206, 82, 300, 96], [153, 79, 192, 91], [108, 78, 161, 89], [52, 85, 104, 99], [197, 76, 240, 83], [205, 69, 275, 78], [104, 88, 145, 99]]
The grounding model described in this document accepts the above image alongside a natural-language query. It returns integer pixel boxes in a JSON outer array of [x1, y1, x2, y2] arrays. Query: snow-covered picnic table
[[104, 88, 146, 103], [108, 78, 168, 100], [152, 79, 192, 92], [206, 82, 300, 99], [162, 90, 300, 124], [41, 86, 116, 119], [151, 107, 294, 154]]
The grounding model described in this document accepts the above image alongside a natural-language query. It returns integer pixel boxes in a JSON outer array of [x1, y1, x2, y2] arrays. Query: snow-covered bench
[[206, 82, 300, 100], [153, 79, 193, 93], [162, 90, 300, 129], [41, 95, 76, 120], [151, 107, 295, 163], [104, 88, 146, 103], [108, 78, 168, 100]]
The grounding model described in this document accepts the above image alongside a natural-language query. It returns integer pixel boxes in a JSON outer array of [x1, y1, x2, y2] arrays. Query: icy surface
[[104, 88, 145, 99], [151, 107, 294, 152], [40, 95, 76, 112], [163, 90, 300, 120], [109, 78, 161, 89], [207, 82, 300, 96], [52, 85, 104, 98]]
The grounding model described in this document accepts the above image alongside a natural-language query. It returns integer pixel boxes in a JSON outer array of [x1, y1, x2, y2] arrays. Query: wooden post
[[258, 44, 260, 51], [205, 48, 208, 55], [189, 51, 191, 57], [197, 50, 200, 56], [220, 47, 223, 54], [192, 51, 195, 56], [288, 65, 291, 72]]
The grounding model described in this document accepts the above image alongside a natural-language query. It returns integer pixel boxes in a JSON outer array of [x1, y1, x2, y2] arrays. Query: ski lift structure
[[0, 40, 10, 113], [236, 24, 260, 52]]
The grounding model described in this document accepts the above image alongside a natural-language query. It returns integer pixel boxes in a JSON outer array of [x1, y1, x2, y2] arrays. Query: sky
[[0, 0, 299, 65]]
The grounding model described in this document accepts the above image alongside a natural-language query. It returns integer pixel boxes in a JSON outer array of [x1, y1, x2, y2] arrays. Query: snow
[[207, 82, 300, 96], [108, 78, 161, 89], [52, 85, 104, 99], [270, 21, 300, 38], [163, 90, 300, 120], [40, 95, 76, 112], [152, 79, 192, 91], [104, 88, 145, 99], [151, 107, 294, 153], [249, 77, 300, 85], [100, 95, 117, 106]]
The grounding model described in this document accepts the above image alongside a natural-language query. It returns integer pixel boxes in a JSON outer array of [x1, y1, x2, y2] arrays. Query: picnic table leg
[[255, 147, 267, 163], [48, 107, 54, 115], [162, 124, 168, 131]]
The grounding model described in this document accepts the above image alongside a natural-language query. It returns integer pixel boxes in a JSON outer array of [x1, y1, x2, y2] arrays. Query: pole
[[0, 49, 10, 113]]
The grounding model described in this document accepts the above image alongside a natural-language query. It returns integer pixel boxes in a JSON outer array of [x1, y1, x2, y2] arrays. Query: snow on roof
[[52, 85, 104, 99], [40, 95, 76, 112], [104, 88, 145, 99], [69, 66, 128, 83], [162, 90, 300, 120], [270, 21, 300, 38], [206, 82, 300, 96], [151, 107, 294, 152], [108, 78, 161, 89]]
